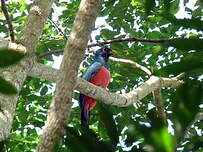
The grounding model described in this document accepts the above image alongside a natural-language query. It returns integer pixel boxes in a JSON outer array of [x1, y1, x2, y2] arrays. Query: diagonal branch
[[109, 57, 152, 75], [0, 0, 15, 41], [18, 0, 54, 53], [36, 0, 102, 151]]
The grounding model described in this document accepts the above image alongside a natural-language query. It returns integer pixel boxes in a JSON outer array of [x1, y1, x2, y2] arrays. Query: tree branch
[[28, 63, 184, 107], [37, 37, 167, 58], [18, 0, 54, 53], [0, 40, 26, 54], [0, 0, 15, 41], [153, 89, 167, 123], [109, 57, 152, 75], [36, 0, 102, 151], [88, 37, 167, 47], [151, 73, 185, 123], [37, 49, 63, 59]]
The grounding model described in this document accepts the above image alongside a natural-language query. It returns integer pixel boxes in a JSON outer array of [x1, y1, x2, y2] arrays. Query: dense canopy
[[0, 0, 202, 151]]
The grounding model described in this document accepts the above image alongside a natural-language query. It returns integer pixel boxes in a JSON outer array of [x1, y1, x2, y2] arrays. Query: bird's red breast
[[84, 66, 111, 110]]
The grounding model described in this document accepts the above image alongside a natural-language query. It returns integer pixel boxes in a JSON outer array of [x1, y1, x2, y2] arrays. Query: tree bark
[[153, 89, 166, 123], [0, 0, 54, 141], [36, 0, 102, 151], [0, 40, 26, 53]]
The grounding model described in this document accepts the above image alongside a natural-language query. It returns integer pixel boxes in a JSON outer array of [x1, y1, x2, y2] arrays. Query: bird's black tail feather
[[79, 94, 90, 126]]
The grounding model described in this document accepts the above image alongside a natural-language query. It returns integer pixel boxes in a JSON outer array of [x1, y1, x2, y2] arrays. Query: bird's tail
[[79, 94, 90, 126]]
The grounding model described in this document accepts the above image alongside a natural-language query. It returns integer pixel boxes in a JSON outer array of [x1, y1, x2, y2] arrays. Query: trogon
[[79, 47, 116, 126]]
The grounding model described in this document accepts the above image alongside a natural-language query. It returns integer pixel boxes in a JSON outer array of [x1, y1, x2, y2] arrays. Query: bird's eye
[[103, 48, 109, 52]]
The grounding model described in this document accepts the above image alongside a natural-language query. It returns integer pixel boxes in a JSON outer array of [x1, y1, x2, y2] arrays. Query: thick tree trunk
[[36, 0, 102, 151], [0, 0, 54, 141]]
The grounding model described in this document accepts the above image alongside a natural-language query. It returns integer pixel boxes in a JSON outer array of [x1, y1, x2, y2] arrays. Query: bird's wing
[[80, 62, 102, 126], [82, 62, 102, 82]]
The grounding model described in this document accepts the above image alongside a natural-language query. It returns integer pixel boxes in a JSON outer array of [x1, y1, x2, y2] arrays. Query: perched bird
[[79, 47, 116, 126]]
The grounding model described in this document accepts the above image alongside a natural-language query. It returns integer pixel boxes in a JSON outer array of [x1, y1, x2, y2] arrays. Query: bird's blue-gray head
[[95, 47, 116, 60], [93, 47, 116, 68]]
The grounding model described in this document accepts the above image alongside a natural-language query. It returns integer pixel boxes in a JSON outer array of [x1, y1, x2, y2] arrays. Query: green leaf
[[0, 76, 17, 94], [146, 109, 174, 152], [0, 141, 5, 152], [147, 31, 163, 39], [172, 79, 202, 139], [98, 104, 119, 146], [13, 16, 27, 23], [19, 0, 27, 11], [40, 86, 48, 96], [125, 110, 174, 152], [145, 0, 155, 15], [0, 49, 25, 67], [165, 15, 203, 31], [65, 127, 114, 152], [166, 38, 203, 51], [0, 24, 8, 33], [169, 0, 180, 14], [154, 53, 203, 76]]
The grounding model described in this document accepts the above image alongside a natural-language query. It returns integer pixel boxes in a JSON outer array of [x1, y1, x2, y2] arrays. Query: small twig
[[87, 37, 166, 48], [153, 89, 167, 124], [0, 0, 15, 41], [152, 72, 185, 123], [109, 57, 152, 75], [48, 18, 68, 40], [37, 49, 63, 59], [176, 72, 186, 79], [37, 37, 167, 59]]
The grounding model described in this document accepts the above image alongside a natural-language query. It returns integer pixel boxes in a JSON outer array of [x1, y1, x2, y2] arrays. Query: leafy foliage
[[167, 38, 203, 51], [154, 52, 203, 76], [165, 15, 203, 31], [0, 0, 202, 151]]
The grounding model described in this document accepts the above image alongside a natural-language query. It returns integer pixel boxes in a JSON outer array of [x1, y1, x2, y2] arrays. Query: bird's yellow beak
[[110, 50, 117, 55]]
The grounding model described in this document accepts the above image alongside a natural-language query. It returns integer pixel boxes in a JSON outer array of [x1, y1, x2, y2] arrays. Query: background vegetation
[[0, 0, 202, 151]]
